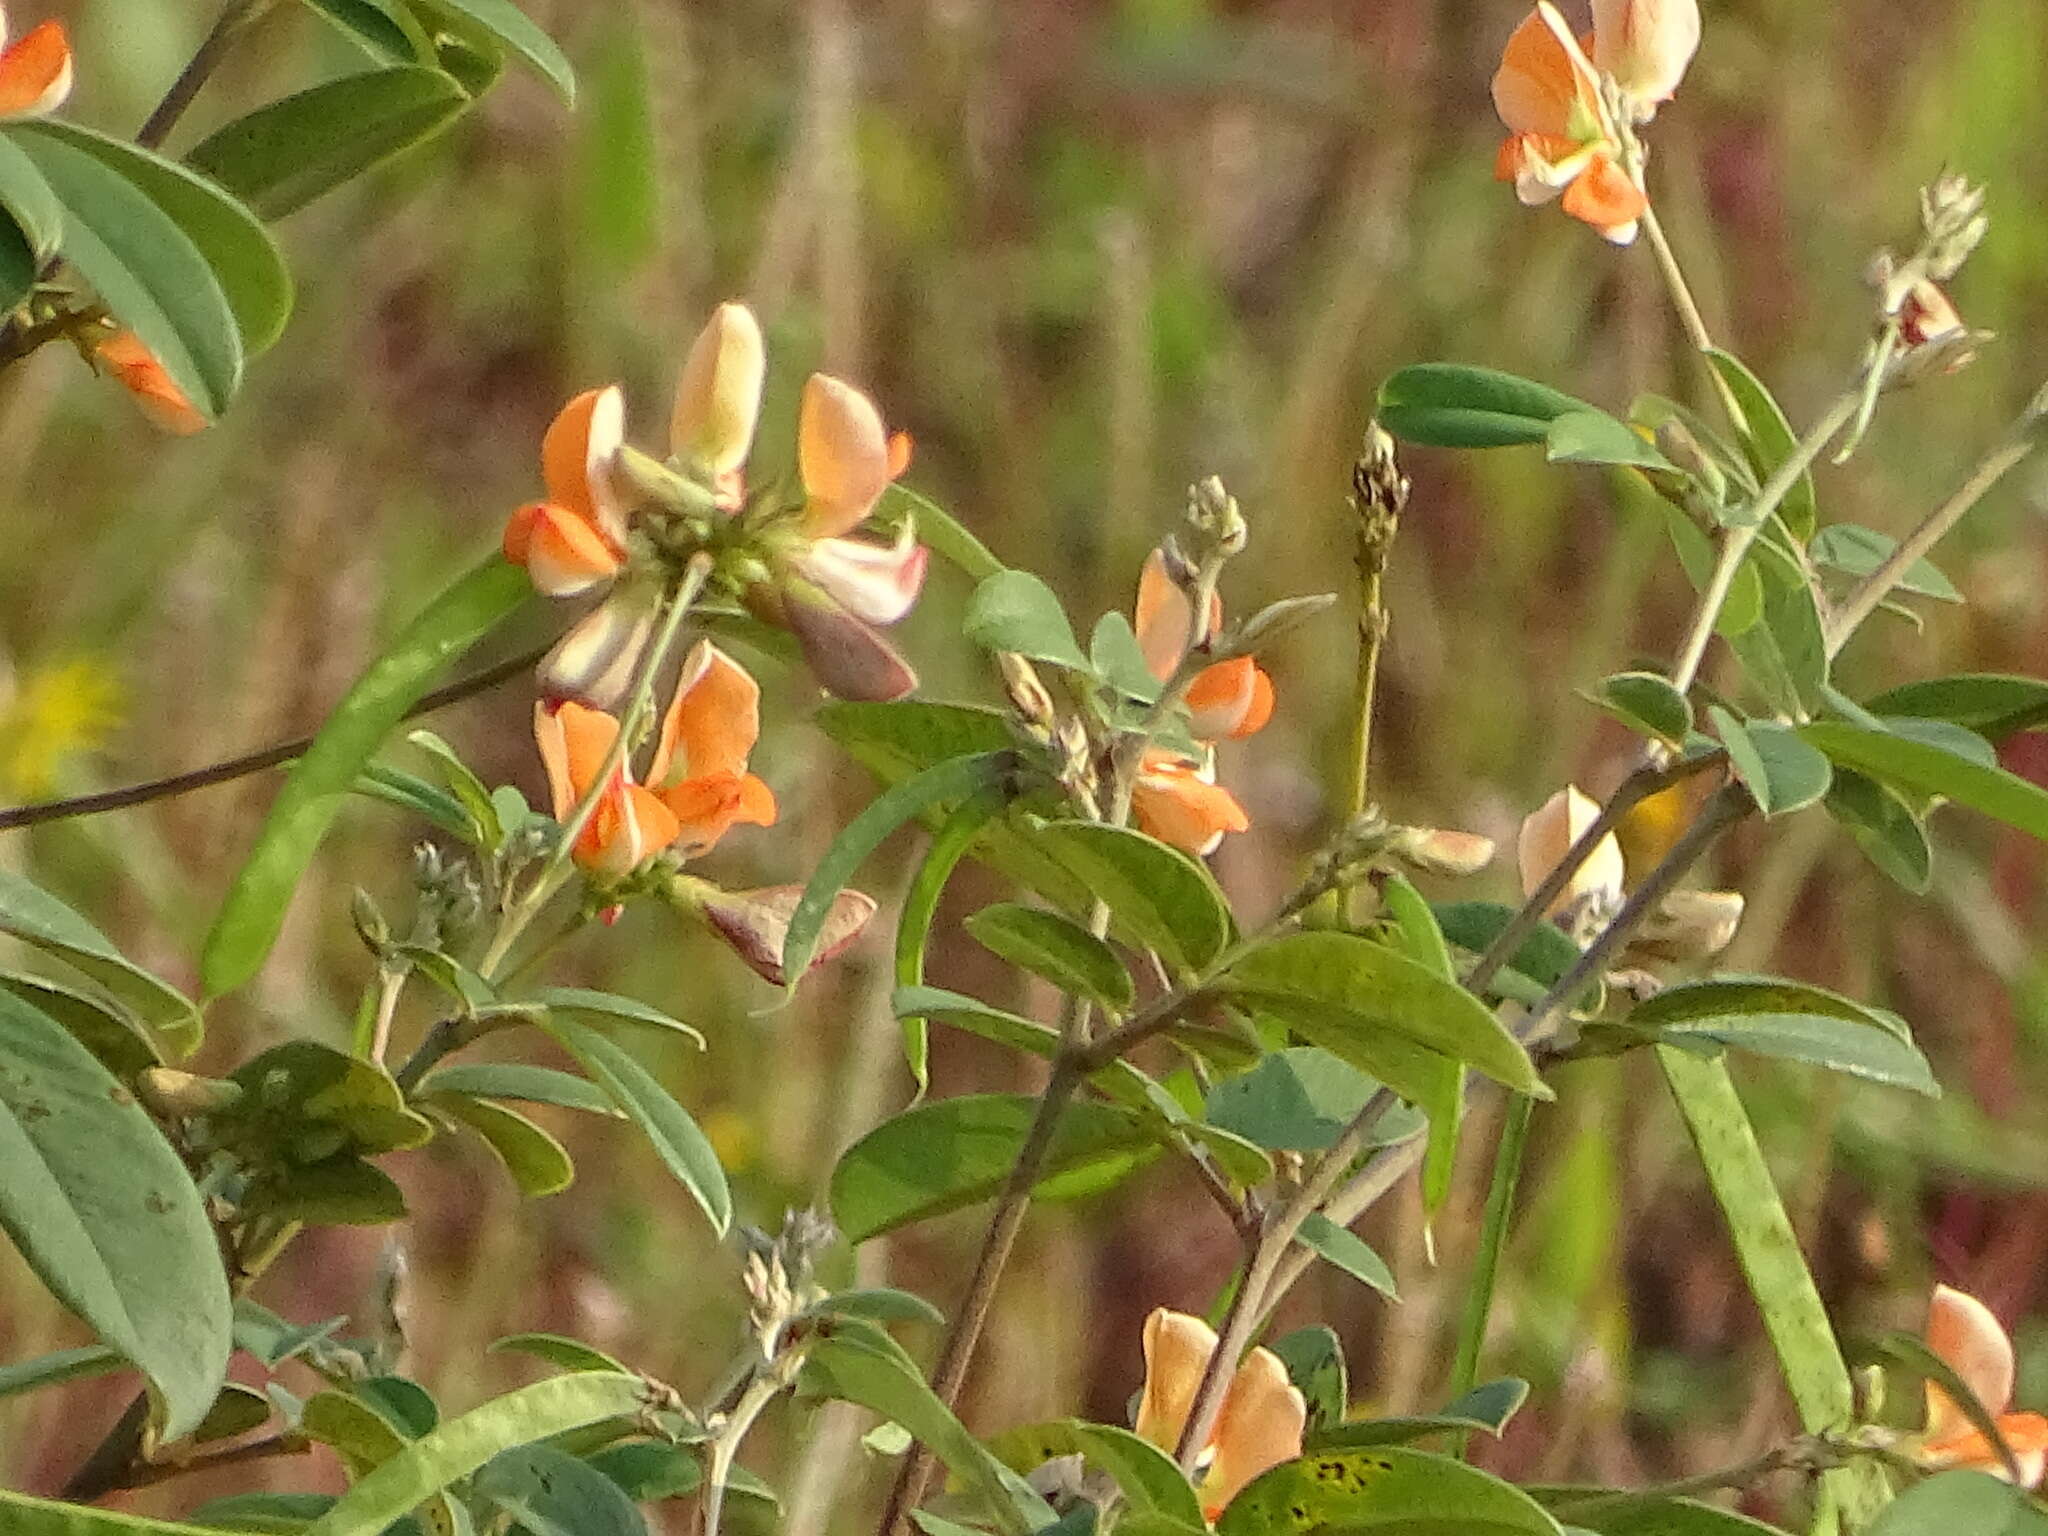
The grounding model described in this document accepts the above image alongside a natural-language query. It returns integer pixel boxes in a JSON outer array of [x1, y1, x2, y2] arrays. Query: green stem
[[1446, 1094, 1534, 1458], [136, 0, 279, 150], [703, 1375, 782, 1536]]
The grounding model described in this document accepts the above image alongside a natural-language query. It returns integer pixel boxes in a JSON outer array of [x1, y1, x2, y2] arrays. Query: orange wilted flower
[[1131, 750, 1249, 858], [1914, 1285, 2048, 1488], [1134, 1309, 1305, 1521], [0, 6, 73, 119], [93, 330, 206, 436], [1491, 7, 1649, 245], [532, 640, 775, 876], [1134, 551, 1274, 742]]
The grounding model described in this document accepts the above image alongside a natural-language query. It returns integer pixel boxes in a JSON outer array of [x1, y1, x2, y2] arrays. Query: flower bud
[[1592, 0, 1700, 120], [1629, 887, 1744, 963], [136, 1067, 244, 1118], [1898, 279, 1965, 347], [798, 374, 897, 539], [1518, 785, 1625, 918], [1393, 827, 1498, 878], [670, 302, 766, 483]]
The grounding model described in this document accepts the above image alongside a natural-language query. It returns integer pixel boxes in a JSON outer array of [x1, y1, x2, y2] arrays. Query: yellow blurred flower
[[0, 657, 123, 797]]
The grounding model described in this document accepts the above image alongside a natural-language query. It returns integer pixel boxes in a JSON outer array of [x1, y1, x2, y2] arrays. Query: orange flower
[[1915, 1285, 2048, 1488], [0, 6, 72, 119], [533, 700, 680, 878], [1131, 750, 1249, 857], [503, 387, 629, 598], [646, 641, 778, 855], [1491, 8, 1647, 245], [1134, 551, 1273, 741], [1134, 1309, 1305, 1520], [94, 330, 206, 436]]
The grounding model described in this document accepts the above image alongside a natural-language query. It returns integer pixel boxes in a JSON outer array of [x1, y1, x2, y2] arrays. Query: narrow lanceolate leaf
[[430, 1095, 575, 1197], [831, 1094, 1159, 1243], [965, 903, 1135, 1012], [1376, 363, 1594, 449], [0, 990, 231, 1442], [881, 484, 1005, 583], [1802, 721, 2048, 842], [303, 1373, 655, 1536], [1707, 349, 1819, 541], [8, 127, 240, 418], [0, 875, 200, 1054], [0, 1491, 241, 1533], [1220, 932, 1546, 1097], [781, 751, 1017, 986], [1023, 819, 1232, 976], [414, 1064, 621, 1117], [802, 1317, 1056, 1536], [1655, 1050, 1888, 1530], [1589, 671, 1692, 746], [1296, 1214, 1398, 1299], [525, 987, 707, 1049], [543, 1019, 730, 1235], [295, 0, 434, 62], [1215, 1445, 1562, 1536], [432, 0, 577, 101], [1632, 977, 1936, 1094], [0, 131, 62, 256], [895, 789, 1006, 1094], [0, 211, 33, 309], [187, 67, 473, 221], [988, 1420, 1204, 1528], [12, 122, 291, 354], [1866, 674, 2048, 740], [0, 1343, 123, 1401], [203, 557, 531, 996], [1826, 770, 1933, 893]]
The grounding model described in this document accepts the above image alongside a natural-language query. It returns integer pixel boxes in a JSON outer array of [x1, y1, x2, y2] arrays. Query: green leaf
[[1220, 932, 1547, 1097], [261, 1157, 407, 1225], [14, 122, 291, 355], [1433, 901, 1581, 991], [0, 131, 62, 256], [1630, 976, 1937, 1094], [963, 570, 1091, 670], [296, 0, 434, 61], [188, 67, 473, 221], [303, 1374, 655, 1536], [0, 1491, 248, 1533], [0, 209, 33, 310], [1536, 1490, 1793, 1535], [890, 986, 1158, 1112], [1205, 1048, 1420, 1154], [1309, 1379, 1530, 1449], [988, 1419, 1204, 1528], [224, 1040, 434, 1156], [190, 1382, 273, 1444], [1706, 350, 1818, 541], [354, 761, 477, 841], [430, 0, 576, 102], [831, 1093, 1160, 1242], [1379, 875, 1454, 981], [542, 1018, 730, 1235], [1872, 1331, 2026, 1484], [1024, 819, 1232, 976], [1826, 770, 1933, 892], [523, 987, 706, 1049], [1736, 539, 1830, 716], [1658, 500, 1763, 638], [0, 1343, 123, 1401], [1090, 612, 1163, 703], [1269, 1327, 1348, 1433], [1801, 721, 2048, 842], [0, 989, 230, 1442], [0, 973, 161, 1078], [802, 1317, 1055, 1536], [189, 1491, 343, 1532], [966, 903, 1135, 1012], [1811, 524, 1961, 602], [431, 1095, 574, 1196], [1545, 410, 1674, 472], [584, 1440, 702, 1502], [1655, 1050, 1888, 1529], [1296, 1213, 1398, 1299], [403, 729, 500, 846], [1588, 672, 1692, 746], [1709, 707, 1832, 815], [895, 790, 1006, 1094], [882, 484, 1004, 583], [1377, 363, 1594, 449], [0, 869, 202, 1056], [1216, 1445, 1562, 1536], [302, 1386, 413, 1473], [8, 124, 240, 418], [798, 1287, 947, 1329], [1866, 674, 2048, 739], [203, 557, 531, 995], [475, 1443, 647, 1536], [783, 751, 1016, 986], [415, 1064, 621, 1117], [488, 1332, 629, 1375], [1867, 1471, 2048, 1536]]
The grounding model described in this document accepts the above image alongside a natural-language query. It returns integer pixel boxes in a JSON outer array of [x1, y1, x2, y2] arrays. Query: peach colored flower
[[1134, 1309, 1305, 1520], [1915, 1284, 2048, 1488], [94, 330, 206, 435], [1517, 784, 1624, 918], [1491, 9, 1647, 245], [0, 6, 72, 119], [502, 387, 629, 597], [533, 699, 680, 878], [1134, 552, 1274, 742], [1591, 0, 1699, 121], [1131, 750, 1250, 857]]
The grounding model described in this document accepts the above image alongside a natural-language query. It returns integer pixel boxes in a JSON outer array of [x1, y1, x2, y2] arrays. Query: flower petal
[[533, 700, 622, 821], [697, 884, 877, 985], [503, 501, 625, 597], [1132, 754, 1250, 856], [1926, 1285, 2017, 1444], [1490, 10, 1586, 137], [1592, 0, 1700, 119], [798, 373, 896, 538], [539, 591, 657, 708], [670, 301, 766, 478], [94, 329, 206, 435], [1186, 657, 1258, 741], [1517, 784, 1625, 915], [540, 386, 628, 548], [0, 20, 72, 118], [1232, 666, 1276, 739], [652, 640, 761, 788], [794, 524, 930, 626], [1203, 1346, 1307, 1519], [579, 781, 680, 876], [1561, 155, 1647, 243], [1134, 1308, 1219, 1453], [776, 576, 921, 702]]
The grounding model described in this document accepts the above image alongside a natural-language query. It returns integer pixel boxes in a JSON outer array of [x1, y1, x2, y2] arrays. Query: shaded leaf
[[431, 1095, 573, 1197], [1826, 770, 1933, 892], [489, 1332, 628, 1375], [1866, 674, 2048, 739], [1631, 977, 1936, 1094], [1707, 350, 1817, 540], [1296, 1214, 1398, 1299], [1215, 1444, 1562, 1536], [1205, 1048, 1421, 1154], [474, 1443, 647, 1536], [1811, 524, 1961, 602], [1710, 707, 1831, 815], [964, 571, 1090, 670], [1589, 672, 1692, 746], [1802, 722, 2048, 842], [1378, 364, 1593, 448], [1545, 410, 1674, 472], [0, 869, 201, 1055], [1024, 819, 1232, 976], [414, 1064, 620, 1117], [431, 0, 576, 101], [966, 903, 1135, 1012]]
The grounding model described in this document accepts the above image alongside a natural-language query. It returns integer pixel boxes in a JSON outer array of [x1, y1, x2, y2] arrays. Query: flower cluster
[[1134, 1308, 1305, 1520], [1490, 0, 1700, 244], [1126, 550, 1274, 856], [503, 303, 927, 707]]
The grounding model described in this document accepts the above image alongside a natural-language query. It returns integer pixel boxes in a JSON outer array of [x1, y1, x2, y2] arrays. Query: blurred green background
[[3, 0, 2048, 1527]]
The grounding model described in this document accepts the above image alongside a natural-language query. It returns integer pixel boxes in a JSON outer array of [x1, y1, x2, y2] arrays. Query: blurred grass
[[2, 0, 2048, 1526]]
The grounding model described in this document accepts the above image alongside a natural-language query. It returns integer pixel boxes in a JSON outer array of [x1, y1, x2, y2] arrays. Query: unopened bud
[[136, 1067, 244, 1118], [1920, 172, 1988, 279], [670, 302, 766, 479], [1592, 0, 1701, 120], [680, 880, 878, 986], [1392, 827, 1498, 878], [1898, 279, 1965, 347], [352, 889, 393, 957], [1629, 887, 1745, 963], [1187, 475, 1247, 557]]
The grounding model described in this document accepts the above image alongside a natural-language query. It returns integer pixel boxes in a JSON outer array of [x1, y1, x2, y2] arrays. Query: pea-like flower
[[1131, 750, 1250, 858], [1135, 551, 1274, 742], [1134, 1308, 1305, 1520], [1914, 1284, 2048, 1488], [94, 329, 207, 435], [1491, 7, 1651, 245], [502, 386, 629, 598], [0, 5, 72, 119], [1517, 784, 1625, 918]]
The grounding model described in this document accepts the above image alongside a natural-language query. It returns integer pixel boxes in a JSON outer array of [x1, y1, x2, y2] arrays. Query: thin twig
[[0, 643, 548, 833], [136, 0, 279, 150]]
